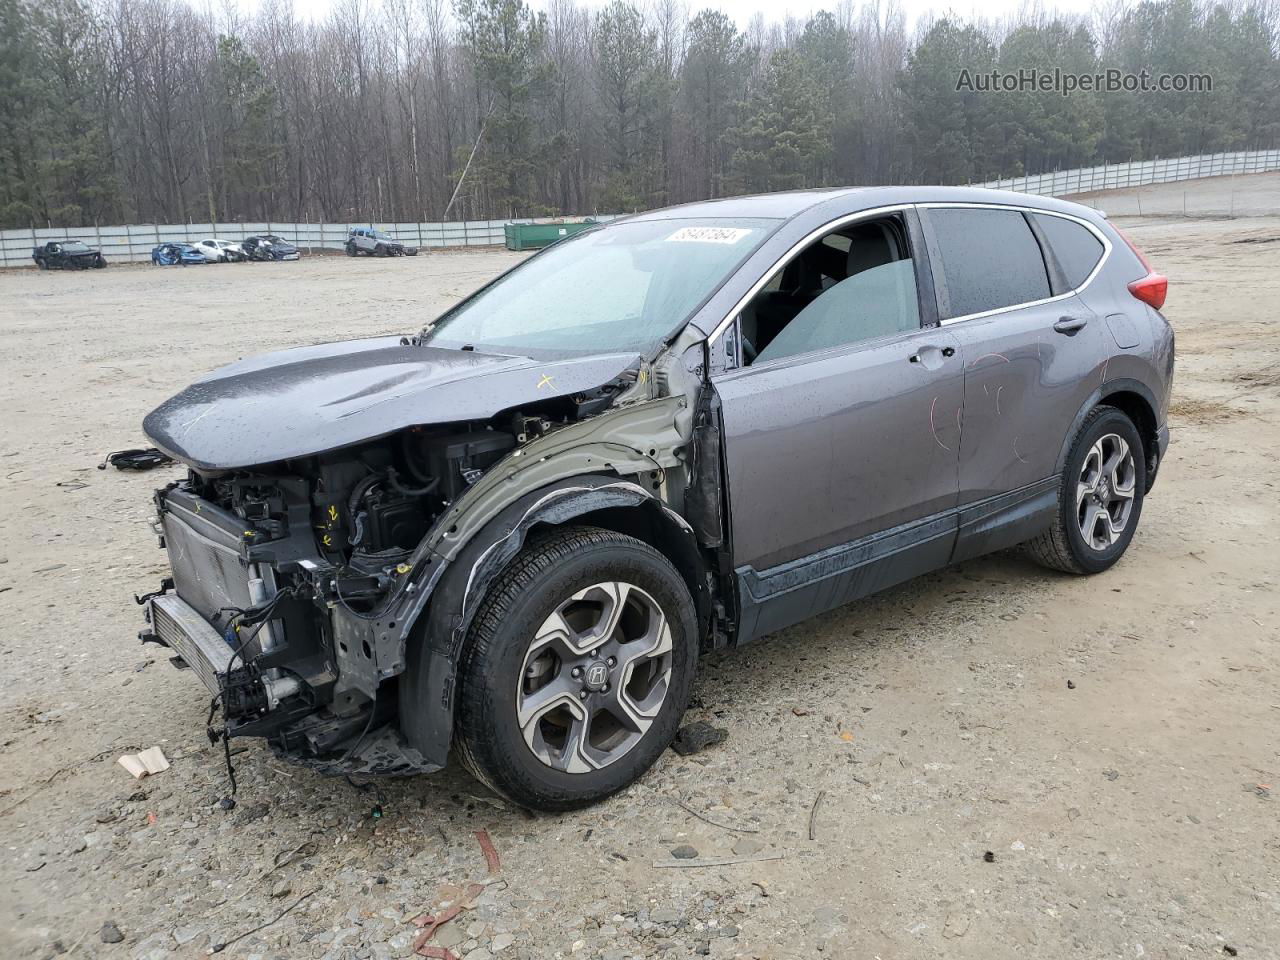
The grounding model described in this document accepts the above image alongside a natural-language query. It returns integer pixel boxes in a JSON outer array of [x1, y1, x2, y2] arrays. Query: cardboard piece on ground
[[118, 746, 170, 779]]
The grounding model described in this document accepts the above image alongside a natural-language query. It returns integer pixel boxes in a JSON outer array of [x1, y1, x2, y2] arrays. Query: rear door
[[919, 204, 1108, 559]]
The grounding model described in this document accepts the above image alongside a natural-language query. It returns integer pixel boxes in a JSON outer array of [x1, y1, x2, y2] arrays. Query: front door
[[711, 212, 964, 642]]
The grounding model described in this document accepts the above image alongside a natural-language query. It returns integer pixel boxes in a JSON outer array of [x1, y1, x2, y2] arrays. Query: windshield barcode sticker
[[666, 227, 751, 244]]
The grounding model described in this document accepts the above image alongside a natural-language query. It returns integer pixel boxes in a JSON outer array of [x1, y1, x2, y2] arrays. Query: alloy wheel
[[1076, 432, 1137, 550], [515, 581, 672, 774]]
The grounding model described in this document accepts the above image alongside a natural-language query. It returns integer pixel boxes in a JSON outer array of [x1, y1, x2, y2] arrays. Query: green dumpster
[[504, 220, 595, 251]]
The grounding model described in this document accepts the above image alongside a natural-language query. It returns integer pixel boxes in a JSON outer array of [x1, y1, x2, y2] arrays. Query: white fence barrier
[[975, 148, 1280, 197], [3, 149, 1277, 268]]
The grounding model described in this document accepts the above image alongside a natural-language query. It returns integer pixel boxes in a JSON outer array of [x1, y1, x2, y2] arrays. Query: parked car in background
[[151, 243, 209, 266], [32, 240, 107, 270], [346, 227, 417, 257], [242, 235, 300, 261], [137, 186, 1172, 811], [192, 238, 245, 263]]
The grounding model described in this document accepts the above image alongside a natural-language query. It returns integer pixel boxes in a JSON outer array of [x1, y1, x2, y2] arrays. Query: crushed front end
[[139, 428, 516, 775]]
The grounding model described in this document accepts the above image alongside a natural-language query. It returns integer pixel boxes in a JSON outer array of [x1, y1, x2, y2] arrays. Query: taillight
[[1127, 273, 1168, 310], [1114, 225, 1167, 310]]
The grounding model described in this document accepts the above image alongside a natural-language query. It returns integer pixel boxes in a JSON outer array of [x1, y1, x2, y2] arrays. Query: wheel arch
[[1057, 379, 1162, 491], [397, 474, 708, 768]]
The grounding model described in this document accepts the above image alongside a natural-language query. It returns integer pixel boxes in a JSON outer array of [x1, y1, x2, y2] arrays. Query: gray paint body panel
[[715, 328, 964, 572], [143, 338, 639, 470]]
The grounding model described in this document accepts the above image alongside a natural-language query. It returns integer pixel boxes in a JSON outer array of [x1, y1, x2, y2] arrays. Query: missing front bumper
[[147, 593, 235, 695]]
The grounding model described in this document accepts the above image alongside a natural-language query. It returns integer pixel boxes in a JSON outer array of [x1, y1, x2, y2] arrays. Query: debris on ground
[[809, 790, 826, 841], [653, 852, 785, 868], [99, 921, 124, 943], [671, 721, 728, 756], [663, 793, 760, 833], [98, 447, 175, 471], [1067, 680, 1076, 689], [410, 882, 487, 952], [1103, 769, 1120, 781], [983, 851, 996, 862], [117, 746, 169, 779], [475, 828, 501, 874], [669, 844, 699, 859], [209, 888, 318, 954]]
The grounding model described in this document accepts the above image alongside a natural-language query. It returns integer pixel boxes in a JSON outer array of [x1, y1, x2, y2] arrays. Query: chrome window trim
[[706, 203, 912, 348], [915, 201, 1113, 326]]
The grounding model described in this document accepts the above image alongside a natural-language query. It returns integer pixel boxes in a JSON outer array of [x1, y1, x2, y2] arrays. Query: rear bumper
[[1149, 423, 1170, 490]]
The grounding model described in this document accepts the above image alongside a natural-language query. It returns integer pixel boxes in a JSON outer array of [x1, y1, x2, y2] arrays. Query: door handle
[[1053, 315, 1088, 335], [909, 344, 955, 367]]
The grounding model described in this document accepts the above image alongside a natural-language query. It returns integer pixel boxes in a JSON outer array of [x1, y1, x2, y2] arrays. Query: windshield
[[63, 241, 90, 253], [422, 218, 775, 358]]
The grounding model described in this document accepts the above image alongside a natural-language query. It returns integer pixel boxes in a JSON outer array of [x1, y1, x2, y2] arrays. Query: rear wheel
[[453, 526, 698, 811], [1026, 406, 1146, 574]]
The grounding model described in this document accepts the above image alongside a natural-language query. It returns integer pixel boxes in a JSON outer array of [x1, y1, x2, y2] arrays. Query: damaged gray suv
[[139, 187, 1173, 810]]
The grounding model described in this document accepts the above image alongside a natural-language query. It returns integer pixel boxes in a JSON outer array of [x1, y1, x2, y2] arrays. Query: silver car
[[138, 186, 1172, 810], [346, 227, 417, 257]]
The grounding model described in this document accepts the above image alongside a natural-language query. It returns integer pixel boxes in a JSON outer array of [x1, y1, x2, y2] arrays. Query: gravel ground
[[1, 199, 1279, 960]]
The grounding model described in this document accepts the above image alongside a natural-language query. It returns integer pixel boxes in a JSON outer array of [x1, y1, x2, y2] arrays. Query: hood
[[143, 337, 640, 471]]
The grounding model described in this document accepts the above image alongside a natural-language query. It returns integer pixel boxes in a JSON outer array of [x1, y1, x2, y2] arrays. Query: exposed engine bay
[[139, 343, 706, 775]]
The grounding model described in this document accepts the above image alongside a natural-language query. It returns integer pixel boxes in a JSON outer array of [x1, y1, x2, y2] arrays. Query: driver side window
[[740, 216, 921, 366]]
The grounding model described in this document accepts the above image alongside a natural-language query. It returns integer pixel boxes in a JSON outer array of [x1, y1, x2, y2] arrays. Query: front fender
[[395, 475, 689, 768]]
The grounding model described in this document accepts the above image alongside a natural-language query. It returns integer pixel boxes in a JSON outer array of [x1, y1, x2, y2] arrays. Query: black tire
[[1026, 405, 1146, 575], [375, 244, 387, 257], [452, 526, 698, 811], [35, 258, 47, 270], [93, 254, 106, 268], [345, 242, 356, 257]]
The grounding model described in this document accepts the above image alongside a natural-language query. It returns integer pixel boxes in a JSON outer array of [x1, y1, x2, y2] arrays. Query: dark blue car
[[152, 243, 208, 266]]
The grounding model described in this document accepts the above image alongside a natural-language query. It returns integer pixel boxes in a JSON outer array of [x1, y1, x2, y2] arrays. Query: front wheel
[[345, 242, 356, 257], [35, 258, 47, 270], [1026, 405, 1146, 574], [452, 526, 698, 811]]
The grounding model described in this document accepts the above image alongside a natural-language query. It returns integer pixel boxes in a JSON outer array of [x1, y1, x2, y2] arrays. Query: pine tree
[[730, 49, 824, 194]]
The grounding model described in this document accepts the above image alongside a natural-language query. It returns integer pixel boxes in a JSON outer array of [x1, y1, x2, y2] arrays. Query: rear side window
[[927, 208, 1051, 319], [1031, 213, 1105, 291]]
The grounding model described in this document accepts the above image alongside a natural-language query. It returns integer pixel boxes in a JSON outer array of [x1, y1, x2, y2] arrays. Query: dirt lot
[[2, 191, 1279, 960]]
